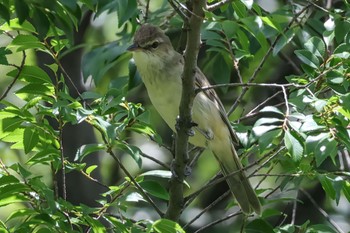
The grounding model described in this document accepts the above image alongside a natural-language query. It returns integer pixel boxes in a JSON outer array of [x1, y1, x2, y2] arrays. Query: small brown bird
[[128, 24, 261, 214]]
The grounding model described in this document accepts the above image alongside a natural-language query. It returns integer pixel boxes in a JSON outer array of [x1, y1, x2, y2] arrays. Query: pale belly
[[147, 82, 220, 148]]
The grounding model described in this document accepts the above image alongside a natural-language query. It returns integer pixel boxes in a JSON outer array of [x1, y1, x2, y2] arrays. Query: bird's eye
[[151, 41, 159, 49]]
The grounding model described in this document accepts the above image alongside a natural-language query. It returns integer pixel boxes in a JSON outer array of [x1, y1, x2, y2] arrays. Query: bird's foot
[[170, 160, 192, 181], [175, 116, 198, 136]]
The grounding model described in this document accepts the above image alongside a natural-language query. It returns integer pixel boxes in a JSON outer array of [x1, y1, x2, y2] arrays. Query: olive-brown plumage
[[128, 24, 261, 214]]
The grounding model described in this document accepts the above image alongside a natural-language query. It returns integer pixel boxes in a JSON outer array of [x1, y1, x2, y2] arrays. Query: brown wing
[[194, 68, 239, 146]]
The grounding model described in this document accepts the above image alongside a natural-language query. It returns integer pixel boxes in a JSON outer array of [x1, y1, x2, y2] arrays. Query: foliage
[[0, 0, 350, 232]]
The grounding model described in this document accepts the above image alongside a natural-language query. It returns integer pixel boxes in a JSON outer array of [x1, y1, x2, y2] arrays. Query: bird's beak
[[127, 43, 139, 51]]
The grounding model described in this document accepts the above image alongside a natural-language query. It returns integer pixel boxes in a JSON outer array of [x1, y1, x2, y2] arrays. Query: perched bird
[[127, 24, 261, 214]]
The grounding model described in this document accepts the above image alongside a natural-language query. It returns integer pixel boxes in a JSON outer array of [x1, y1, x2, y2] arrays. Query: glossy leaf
[[284, 129, 303, 161], [295, 50, 320, 69], [23, 128, 39, 154], [152, 219, 185, 233]]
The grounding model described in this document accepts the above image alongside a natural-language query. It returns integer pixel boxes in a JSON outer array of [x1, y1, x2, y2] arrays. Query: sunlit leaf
[[152, 219, 185, 233], [284, 129, 303, 161], [295, 49, 320, 69]]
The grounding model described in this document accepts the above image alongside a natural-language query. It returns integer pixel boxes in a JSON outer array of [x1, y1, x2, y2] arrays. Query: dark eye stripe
[[143, 41, 160, 50]]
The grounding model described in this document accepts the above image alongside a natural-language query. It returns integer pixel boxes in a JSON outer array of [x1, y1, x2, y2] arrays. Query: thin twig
[[0, 33, 27, 101], [58, 117, 66, 200], [183, 190, 231, 230], [140, 151, 170, 169], [106, 146, 164, 217], [300, 189, 345, 233], [207, 0, 233, 11], [194, 211, 244, 233], [227, 3, 312, 116]]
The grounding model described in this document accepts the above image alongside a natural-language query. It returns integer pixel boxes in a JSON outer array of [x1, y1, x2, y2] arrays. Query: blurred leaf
[[32, 8, 50, 39], [82, 42, 129, 84], [333, 43, 350, 59], [284, 129, 303, 161], [343, 181, 350, 203], [140, 170, 172, 179], [0, 3, 10, 23], [7, 65, 53, 84], [246, 219, 274, 233], [318, 174, 335, 200], [152, 219, 185, 233], [9, 34, 46, 51], [257, 129, 282, 152], [0, 18, 36, 32], [260, 16, 281, 32], [16, 83, 54, 97], [14, 0, 29, 24], [252, 125, 280, 137], [117, 142, 142, 168], [139, 180, 169, 200], [295, 50, 320, 69], [23, 128, 39, 154], [75, 143, 106, 161], [0, 47, 11, 65], [259, 106, 284, 115], [314, 138, 337, 167], [306, 224, 337, 233], [304, 37, 326, 60], [232, 1, 248, 18], [86, 165, 98, 176], [273, 28, 295, 56]]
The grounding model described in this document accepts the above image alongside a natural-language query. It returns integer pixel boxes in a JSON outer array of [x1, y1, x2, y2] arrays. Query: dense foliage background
[[0, 0, 350, 232]]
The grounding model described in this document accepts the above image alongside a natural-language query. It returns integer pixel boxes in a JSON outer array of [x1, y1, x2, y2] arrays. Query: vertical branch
[[164, 0, 206, 221], [58, 116, 66, 200]]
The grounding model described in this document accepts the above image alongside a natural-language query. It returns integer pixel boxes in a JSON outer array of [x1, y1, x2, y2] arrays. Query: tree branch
[[164, 0, 206, 221]]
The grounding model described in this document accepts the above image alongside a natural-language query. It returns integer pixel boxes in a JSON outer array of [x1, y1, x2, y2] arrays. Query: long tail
[[214, 145, 261, 215]]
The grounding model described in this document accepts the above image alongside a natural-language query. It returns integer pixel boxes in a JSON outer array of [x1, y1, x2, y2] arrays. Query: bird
[[127, 24, 261, 215]]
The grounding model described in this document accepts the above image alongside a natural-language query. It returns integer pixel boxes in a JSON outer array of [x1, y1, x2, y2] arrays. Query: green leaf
[[295, 50, 320, 69], [15, 83, 54, 96], [86, 165, 98, 176], [139, 180, 169, 200], [117, 143, 142, 168], [254, 117, 283, 126], [258, 129, 282, 152], [6, 209, 37, 222], [32, 8, 50, 39], [232, 1, 248, 18], [9, 34, 46, 51], [14, 0, 29, 24], [305, 133, 328, 155], [75, 144, 106, 161], [82, 42, 129, 84], [0, 3, 10, 23], [23, 128, 39, 154], [140, 170, 172, 179], [306, 224, 337, 233], [0, 47, 11, 65], [8, 65, 53, 84], [314, 138, 337, 167], [284, 129, 303, 161], [152, 219, 185, 233], [246, 219, 274, 233], [333, 43, 350, 59], [0, 18, 36, 33], [273, 28, 295, 56], [318, 174, 335, 200], [304, 37, 326, 60], [260, 16, 281, 32], [343, 181, 350, 203], [27, 148, 60, 165], [252, 125, 280, 137], [259, 106, 284, 115]]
